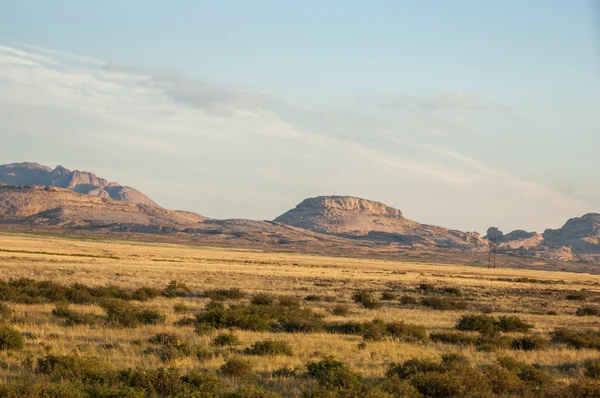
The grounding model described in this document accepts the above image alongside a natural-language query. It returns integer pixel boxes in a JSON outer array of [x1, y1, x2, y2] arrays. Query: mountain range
[[0, 162, 598, 270]]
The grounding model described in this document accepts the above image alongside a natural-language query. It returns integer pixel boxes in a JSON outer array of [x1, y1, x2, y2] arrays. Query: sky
[[0, 0, 599, 234]]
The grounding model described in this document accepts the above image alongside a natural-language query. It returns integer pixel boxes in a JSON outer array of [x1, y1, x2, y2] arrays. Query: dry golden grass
[[0, 231, 599, 391]]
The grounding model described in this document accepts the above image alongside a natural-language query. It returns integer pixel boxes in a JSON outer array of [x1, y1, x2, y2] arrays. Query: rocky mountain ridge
[[0, 162, 598, 268], [0, 162, 156, 206]]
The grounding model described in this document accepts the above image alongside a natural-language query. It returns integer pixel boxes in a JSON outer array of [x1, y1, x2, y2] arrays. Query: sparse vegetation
[[352, 290, 381, 309], [0, 234, 599, 396]]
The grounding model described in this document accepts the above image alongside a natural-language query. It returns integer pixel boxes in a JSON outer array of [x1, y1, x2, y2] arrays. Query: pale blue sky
[[0, 1, 598, 233]]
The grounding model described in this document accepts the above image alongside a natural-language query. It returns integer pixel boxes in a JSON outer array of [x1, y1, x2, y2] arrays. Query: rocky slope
[[0, 185, 206, 229], [275, 196, 487, 250], [0, 162, 156, 206]]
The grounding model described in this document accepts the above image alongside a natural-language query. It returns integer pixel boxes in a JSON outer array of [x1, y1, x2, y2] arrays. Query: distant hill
[[0, 162, 156, 206], [0, 162, 598, 270], [275, 195, 487, 250]]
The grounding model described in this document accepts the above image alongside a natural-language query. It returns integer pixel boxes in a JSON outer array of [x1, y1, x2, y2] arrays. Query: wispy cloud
[[0, 43, 590, 232]]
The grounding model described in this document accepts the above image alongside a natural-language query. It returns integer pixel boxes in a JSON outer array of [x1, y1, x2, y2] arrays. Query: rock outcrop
[[0, 163, 156, 206], [275, 195, 487, 250]]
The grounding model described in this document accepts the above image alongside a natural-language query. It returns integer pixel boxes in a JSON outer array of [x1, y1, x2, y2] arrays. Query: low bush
[[421, 296, 467, 310], [329, 304, 350, 316], [551, 328, 600, 349], [212, 333, 241, 347], [326, 319, 427, 342], [196, 301, 324, 332], [0, 325, 24, 350], [36, 355, 103, 380], [380, 292, 398, 301], [278, 296, 300, 307], [162, 280, 191, 298], [220, 357, 254, 378], [496, 316, 533, 333], [442, 287, 462, 296], [226, 384, 281, 398], [250, 294, 276, 306], [456, 313, 532, 335], [0, 278, 163, 305], [418, 283, 436, 292], [511, 335, 550, 351], [576, 306, 600, 316], [584, 359, 600, 379], [304, 295, 323, 302], [456, 314, 496, 334], [475, 335, 512, 352], [244, 340, 293, 356], [173, 302, 190, 314], [400, 295, 419, 305], [0, 303, 13, 319], [352, 290, 381, 309], [306, 357, 362, 390], [204, 288, 246, 301], [567, 292, 588, 301], [51, 304, 100, 326], [430, 331, 477, 346], [100, 299, 165, 328]]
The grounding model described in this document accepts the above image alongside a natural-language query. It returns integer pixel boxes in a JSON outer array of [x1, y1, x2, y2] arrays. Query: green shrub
[[584, 359, 600, 379], [567, 378, 600, 397], [212, 333, 241, 347], [442, 287, 462, 296], [456, 314, 498, 335], [149, 332, 182, 346], [162, 280, 191, 298], [400, 295, 419, 305], [0, 303, 13, 319], [430, 331, 476, 346], [551, 328, 600, 349], [576, 306, 600, 316], [204, 288, 246, 301], [272, 367, 298, 378], [421, 297, 467, 311], [511, 335, 550, 351], [567, 292, 588, 301], [475, 335, 512, 352], [173, 302, 190, 314], [100, 299, 164, 328], [118, 367, 183, 396], [278, 296, 300, 307], [384, 321, 428, 343], [0, 278, 162, 305], [220, 357, 254, 378], [51, 304, 100, 326], [194, 322, 216, 335], [418, 283, 436, 292], [380, 292, 398, 301], [226, 384, 281, 398], [36, 355, 103, 380], [251, 294, 275, 306], [244, 340, 293, 356], [306, 357, 362, 390], [329, 304, 350, 316], [387, 358, 444, 379], [195, 301, 324, 332], [496, 316, 533, 333], [0, 325, 24, 351], [352, 290, 381, 309], [304, 295, 323, 302]]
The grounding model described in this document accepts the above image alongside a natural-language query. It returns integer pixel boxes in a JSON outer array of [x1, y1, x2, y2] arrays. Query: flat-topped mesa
[[275, 195, 488, 250], [295, 195, 403, 218], [0, 162, 156, 206]]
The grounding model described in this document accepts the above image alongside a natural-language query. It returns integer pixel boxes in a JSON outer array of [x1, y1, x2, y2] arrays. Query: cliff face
[[0, 162, 156, 206]]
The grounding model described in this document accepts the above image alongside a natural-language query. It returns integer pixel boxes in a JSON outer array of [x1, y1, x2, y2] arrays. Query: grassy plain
[[0, 232, 600, 396]]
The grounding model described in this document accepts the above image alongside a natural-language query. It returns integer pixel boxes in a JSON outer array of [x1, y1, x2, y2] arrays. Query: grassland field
[[1, 232, 600, 397]]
